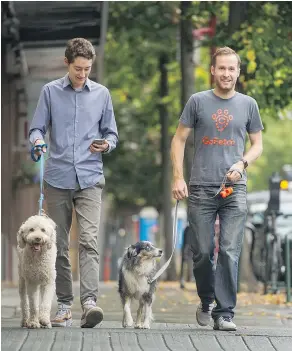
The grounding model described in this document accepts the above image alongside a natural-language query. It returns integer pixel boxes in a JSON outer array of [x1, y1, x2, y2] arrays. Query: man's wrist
[[102, 142, 110, 154], [239, 158, 248, 169], [173, 176, 184, 181]]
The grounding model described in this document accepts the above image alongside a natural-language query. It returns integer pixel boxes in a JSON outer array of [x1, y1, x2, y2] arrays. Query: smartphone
[[92, 138, 105, 146]]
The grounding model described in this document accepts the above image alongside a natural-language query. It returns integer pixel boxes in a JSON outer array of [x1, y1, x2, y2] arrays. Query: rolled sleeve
[[100, 90, 118, 154], [29, 86, 51, 145]]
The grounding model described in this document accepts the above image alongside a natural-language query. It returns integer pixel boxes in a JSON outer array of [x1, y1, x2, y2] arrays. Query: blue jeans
[[188, 184, 248, 320]]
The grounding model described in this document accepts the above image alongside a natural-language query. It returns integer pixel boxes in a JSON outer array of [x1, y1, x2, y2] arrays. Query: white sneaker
[[80, 299, 103, 328], [196, 302, 215, 326], [51, 303, 73, 327], [213, 316, 237, 331]]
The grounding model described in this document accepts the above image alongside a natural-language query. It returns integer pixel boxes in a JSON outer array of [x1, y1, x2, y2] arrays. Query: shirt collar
[[62, 73, 91, 91]]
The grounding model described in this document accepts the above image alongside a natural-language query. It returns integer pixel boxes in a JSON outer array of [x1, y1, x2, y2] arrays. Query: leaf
[[247, 61, 257, 74], [246, 49, 256, 62], [274, 79, 284, 87]]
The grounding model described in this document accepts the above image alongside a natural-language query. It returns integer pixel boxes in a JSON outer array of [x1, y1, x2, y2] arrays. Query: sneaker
[[196, 302, 215, 326], [213, 316, 237, 331], [80, 299, 104, 328], [51, 303, 73, 327]]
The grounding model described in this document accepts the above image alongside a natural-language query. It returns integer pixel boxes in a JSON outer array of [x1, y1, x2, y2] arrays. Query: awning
[[13, 1, 102, 49]]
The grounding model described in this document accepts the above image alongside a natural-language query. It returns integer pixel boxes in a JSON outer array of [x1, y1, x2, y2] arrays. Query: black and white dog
[[118, 241, 163, 329]]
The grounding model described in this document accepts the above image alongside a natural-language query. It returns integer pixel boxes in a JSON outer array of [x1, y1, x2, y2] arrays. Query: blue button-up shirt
[[29, 74, 118, 189]]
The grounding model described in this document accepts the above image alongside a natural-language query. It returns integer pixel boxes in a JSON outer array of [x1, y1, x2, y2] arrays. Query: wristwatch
[[240, 158, 248, 169]]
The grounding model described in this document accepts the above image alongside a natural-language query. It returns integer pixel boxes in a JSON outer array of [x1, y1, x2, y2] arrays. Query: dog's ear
[[17, 226, 26, 249], [127, 245, 138, 259], [47, 218, 57, 243], [48, 218, 57, 231]]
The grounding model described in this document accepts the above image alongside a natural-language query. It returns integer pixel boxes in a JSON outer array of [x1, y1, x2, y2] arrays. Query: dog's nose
[[159, 250, 163, 254], [35, 237, 41, 242]]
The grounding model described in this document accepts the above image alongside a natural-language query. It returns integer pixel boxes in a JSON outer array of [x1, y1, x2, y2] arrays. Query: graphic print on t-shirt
[[212, 109, 233, 132]]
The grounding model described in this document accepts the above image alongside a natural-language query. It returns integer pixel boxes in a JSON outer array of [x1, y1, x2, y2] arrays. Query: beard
[[215, 77, 236, 92]]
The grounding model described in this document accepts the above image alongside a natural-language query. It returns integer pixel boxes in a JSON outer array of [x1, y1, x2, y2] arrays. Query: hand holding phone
[[90, 138, 109, 153], [92, 138, 105, 146]]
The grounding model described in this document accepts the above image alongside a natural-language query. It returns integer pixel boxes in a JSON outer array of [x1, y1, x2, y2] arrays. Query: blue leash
[[31, 144, 47, 215]]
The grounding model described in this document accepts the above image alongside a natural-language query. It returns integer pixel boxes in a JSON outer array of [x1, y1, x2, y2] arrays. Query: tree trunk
[[159, 54, 177, 281], [180, 1, 195, 185], [228, 2, 248, 34]]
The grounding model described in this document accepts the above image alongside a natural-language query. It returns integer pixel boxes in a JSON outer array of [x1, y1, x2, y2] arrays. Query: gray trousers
[[44, 178, 104, 306]]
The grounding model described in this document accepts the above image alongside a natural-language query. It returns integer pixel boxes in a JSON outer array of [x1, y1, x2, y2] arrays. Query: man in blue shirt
[[29, 38, 118, 328]]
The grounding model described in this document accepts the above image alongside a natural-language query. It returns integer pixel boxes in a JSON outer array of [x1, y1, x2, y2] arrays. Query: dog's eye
[[41, 228, 45, 232], [145, 246, 151, 251], [29, 228, 34, 232]]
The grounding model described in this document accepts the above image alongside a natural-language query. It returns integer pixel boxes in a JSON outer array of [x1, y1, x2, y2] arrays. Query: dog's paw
[[142, 322, 150, 329], [27, 320, 41, 329], [21, 319, 29, 328], [134, 323, 143, 329], [39, 318, 52, 329], [122, 316, 133, 328]]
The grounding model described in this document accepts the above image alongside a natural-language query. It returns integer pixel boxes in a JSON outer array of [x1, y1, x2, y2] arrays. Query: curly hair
[[65, 38, 96, 64], [212, 47, 241, 67]]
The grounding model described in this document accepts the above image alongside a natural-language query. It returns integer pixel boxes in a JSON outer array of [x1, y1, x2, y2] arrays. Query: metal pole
[[286, 235, 291, 303], [96, 1, 109, 83], [271, 211, 278, 293]]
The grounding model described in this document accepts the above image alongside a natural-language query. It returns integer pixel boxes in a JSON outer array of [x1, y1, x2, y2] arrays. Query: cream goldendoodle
[[17, 214, 57, 329]]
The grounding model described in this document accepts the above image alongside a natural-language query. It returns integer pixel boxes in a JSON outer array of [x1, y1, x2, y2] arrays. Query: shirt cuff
[[29, 130, 44, 146]]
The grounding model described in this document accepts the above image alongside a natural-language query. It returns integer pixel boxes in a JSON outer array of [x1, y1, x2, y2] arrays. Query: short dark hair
[[65, 38, 96, 64], [212, 47, 241, 67]]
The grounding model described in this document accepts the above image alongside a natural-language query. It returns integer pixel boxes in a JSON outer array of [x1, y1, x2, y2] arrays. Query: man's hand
[[172, 178, 188, 200], [90, 140, 109, 153], [34, 139, 47, 156], [227, 161, 244, 183]]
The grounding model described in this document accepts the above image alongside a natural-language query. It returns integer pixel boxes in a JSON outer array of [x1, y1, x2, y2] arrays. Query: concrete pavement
[[2, 281, 292, 350]]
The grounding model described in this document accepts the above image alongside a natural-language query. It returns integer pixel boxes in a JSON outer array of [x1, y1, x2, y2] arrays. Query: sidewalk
[[2, 281, 292, 350]]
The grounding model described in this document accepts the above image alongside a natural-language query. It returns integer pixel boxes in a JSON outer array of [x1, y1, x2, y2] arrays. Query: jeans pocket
[[189, 185, 215, 205]]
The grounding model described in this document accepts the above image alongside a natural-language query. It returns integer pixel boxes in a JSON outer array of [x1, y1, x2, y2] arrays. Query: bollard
[[286, 235, 291, 303]]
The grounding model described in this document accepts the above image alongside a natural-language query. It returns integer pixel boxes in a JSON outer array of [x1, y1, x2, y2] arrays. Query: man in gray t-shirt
[[171, 47, 263, 331]]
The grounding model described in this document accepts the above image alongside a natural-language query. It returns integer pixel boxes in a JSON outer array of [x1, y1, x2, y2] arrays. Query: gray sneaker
[[51, 303, 73, 327], [196, 302, 215, 326], [214, 316, 237, 331], [80, 299, 103, 328]]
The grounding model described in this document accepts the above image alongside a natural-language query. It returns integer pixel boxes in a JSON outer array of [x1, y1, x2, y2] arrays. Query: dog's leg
[[39, 283, 54, 328], [134, 300, 144, 329], [142, 302, 153, 329], [122, 297, 133, 328], [19, 276, 29, 328], [26, 283, 40, 329]]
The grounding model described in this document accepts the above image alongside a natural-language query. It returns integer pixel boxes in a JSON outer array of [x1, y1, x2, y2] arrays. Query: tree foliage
[[215, 1, 292, 122], [103, 1, 292, 209]]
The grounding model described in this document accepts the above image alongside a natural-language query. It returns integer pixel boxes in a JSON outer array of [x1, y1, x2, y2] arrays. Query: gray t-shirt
[[179, 90, 264, 186]]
